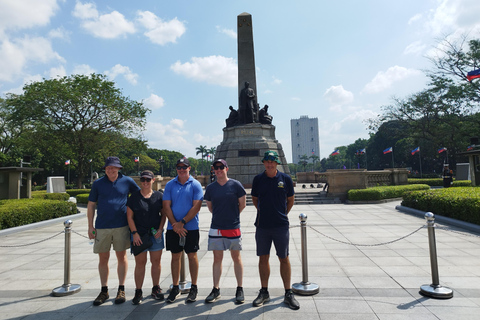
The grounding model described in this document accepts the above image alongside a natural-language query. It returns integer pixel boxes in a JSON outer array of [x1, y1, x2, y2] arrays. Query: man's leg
[[150, 250, 162, 286], [258, 254, 270, 288], [231, 250, 243, 287], [187, 252, 199, 285], [279, 256, 291, 290], [115, 250, 128, 286], [171, 252, 182, 285], [98, 251, 110, 287], [212, 250, 223, 288]]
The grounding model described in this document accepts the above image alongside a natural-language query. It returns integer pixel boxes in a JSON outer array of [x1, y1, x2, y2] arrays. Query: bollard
[[292, 213, 319, 295], [419, 212, 453, 299], [52, 220, 81, 296], [170, 251, 191, 293]]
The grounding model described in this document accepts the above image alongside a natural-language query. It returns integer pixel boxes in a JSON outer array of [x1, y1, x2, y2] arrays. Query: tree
[[5, 74, 149, 187], [299, 154, 309, 172], [309, 155, 319, 172], [195, 145, 207, 174]]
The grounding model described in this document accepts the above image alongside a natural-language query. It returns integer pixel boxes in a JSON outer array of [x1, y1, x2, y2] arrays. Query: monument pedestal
[[215, 123, 289, 187]]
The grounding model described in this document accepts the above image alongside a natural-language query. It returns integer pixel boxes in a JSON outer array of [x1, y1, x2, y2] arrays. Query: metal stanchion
[[52, 220, 81, 296], [170, 251, 191, 293], [419, 212, 453, 299], [292, 213, 319, 295]]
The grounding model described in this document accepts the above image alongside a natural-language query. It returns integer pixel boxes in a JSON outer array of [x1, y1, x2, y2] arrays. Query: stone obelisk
[[215, 13, 290, 187]]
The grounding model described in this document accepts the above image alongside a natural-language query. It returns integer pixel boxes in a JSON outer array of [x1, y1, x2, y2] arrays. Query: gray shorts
[[207, 228, 242, 251]]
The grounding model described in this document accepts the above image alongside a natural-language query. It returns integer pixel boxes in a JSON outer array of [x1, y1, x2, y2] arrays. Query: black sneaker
[[186, 285, 197, 303], [114, 289, 126, 304], [166, 286, 181, 303], [284, 289, 300, 310], [252, 288, 270, 307], [235, 287, 245, 304], [152, 285, 164, 300], [205, 287, 221, 303], [93, 291, 109, 306], [132, 289, 143, 305]]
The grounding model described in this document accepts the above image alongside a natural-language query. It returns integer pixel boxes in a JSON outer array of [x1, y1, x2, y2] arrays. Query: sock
[[262, 287, 268, 292], [101, 286, 108, 293], [118, 285, 125, 291], [191, 284, 197, 289]]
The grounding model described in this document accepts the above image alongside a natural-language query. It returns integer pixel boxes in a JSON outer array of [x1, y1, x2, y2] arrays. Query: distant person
[[442, 164, 453, 188], [251, 151, 299, 310], [127, 170, 166, 305], [163, 158, 203, 303], [87, 156, 140, 306], [204, 159, 246, 304]]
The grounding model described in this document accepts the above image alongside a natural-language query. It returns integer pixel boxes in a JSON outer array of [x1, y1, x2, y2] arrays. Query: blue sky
[[1, 0, 480, 162]]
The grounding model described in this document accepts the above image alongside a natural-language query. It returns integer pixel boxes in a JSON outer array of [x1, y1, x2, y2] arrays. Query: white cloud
[[0, 36, 64, 82], [104, 64, 138, 85], [137, 11, 186, 45], [272, 76, 282, 85], [144, 119, 192, 156], [73, 64, 96, 75], [0, 0, 59, 34], [73, 1, 135, 39], [49, 65, 66, 79], [408, 13, 422, 25], [363, 66, 422, 94], [48, 27, 70, 40], [143, 93, 165, 110], [425, 0, 480, 36], [216, 26, 236, 39], [323, 85, 354, 111], [404, 41, 427, 55], [170, 55, 237, 87]]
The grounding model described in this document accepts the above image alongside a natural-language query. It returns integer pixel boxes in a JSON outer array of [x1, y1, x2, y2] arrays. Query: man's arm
[[206, 200, 213, 213], [252, 196, 258, 210], [238, 195, 246, 213], [286, 195, 294, 214], [87, 201, 96, 240]]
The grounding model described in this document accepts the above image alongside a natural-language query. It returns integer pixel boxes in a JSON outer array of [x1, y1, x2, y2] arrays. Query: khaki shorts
[[93, 226, 130, 253]]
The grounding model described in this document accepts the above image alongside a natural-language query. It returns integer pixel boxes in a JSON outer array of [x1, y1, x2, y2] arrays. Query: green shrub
[[0, 199, 77, 230], [66, 189, 91, 197], [348, 184, 430, 201], [402, 187, 480, 225], [31, 191, 70, 201], [76, 194, 89, 204], [408, 178, 471, 187]]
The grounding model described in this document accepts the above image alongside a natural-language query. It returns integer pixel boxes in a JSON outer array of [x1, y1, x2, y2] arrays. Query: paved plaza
[[0, 189, 479, 319]]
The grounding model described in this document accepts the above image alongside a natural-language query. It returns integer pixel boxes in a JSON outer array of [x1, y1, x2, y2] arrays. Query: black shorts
[[166, 229, 200, 254]]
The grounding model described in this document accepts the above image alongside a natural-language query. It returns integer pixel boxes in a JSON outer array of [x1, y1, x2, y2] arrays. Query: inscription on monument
[[240, 129, 255, 135], [238, 150, 259, 157]]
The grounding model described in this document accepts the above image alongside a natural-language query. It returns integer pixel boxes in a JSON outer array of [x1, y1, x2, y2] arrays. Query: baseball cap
[[102, 156, 123, 169], [212, 159, 228, 167], [262, 150, 281, 164], [176, 158, 190, 167], [140, 170, 154, 179]]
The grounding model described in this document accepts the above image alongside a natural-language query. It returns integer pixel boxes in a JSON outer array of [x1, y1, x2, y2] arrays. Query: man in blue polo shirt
[[251, 150, 299, 310], [88, 156, 140, 306], [163, 158, 203, 303]]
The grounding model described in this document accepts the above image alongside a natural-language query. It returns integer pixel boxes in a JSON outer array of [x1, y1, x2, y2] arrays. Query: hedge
[[408, 178, 471, 187], [401, 187, 480, 225], [0, 199, 77, 230], [76, 194, 89, 204], [66, 189, 91, 197], [348, 184, 430, 201], [31, 191, 70, 201]]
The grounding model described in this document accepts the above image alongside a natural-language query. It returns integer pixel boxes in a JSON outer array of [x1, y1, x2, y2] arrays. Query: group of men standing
[[87, 150, 300, 311]]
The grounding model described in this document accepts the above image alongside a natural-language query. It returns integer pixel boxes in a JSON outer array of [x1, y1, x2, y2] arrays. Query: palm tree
[[309, 155, 320, 172], [207, 146, 216, 162], [196, 145, 207, 174], [299, 154, 309, 172]]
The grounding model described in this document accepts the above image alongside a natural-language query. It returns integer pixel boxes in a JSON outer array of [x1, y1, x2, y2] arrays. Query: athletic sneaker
[[252, 288, 270, 307], [284, 289, 300, 310], [151, 285, 164, 300], [115, 289, 126, 304], [166, 286, 181, 303], [235, 287, 245, 304], [132, 289, 143, 305], [205, 287, 221, 303], [186, 285, 198, 302], [93, 291, 109, 306]]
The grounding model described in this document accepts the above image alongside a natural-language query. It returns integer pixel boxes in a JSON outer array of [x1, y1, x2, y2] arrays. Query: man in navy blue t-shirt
[[251, 150, 299, 310]]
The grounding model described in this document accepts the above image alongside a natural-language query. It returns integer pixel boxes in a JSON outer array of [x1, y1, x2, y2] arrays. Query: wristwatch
[[181, 219, 187, 225], [131, 230, 138, 235]]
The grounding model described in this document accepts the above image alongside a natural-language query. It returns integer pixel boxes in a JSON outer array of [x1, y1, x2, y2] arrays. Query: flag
[[311, 149, 315, 154], [411, 147, 420, 155], [383, 147, 393, 154], [437, 147, 447, 153], [134, 156, 139, 162], [330, 149, 339, 156], [467, 68, 480, 81], [359, 148, 366, 154], [65, 160, 70, 165], [467, 145, 474, 151]]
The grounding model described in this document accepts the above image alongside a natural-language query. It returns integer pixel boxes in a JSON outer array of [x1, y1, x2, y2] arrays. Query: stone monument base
[[215, 123, 289, 187]]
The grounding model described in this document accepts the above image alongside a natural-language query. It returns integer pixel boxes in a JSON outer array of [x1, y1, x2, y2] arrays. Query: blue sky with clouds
[[1, 0, 480, 162]]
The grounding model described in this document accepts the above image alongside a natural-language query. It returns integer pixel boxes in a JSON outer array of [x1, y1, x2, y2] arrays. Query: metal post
[[419, 212, 453, 299], [52, 220, 81, 296], [292, 213, 319, 295]]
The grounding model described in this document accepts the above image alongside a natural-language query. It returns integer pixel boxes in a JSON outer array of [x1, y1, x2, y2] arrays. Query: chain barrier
[[0, 231, 64, 247], [307, 224, 426, 247], [72, 229, 90, 239], [198, 224, 301, 235], [435, 225, 480, 238]]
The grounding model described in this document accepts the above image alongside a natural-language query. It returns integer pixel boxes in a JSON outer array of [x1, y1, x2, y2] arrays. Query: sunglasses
[[176, 166, 188, 170], [140, 177, 152, 182], [264, 155, 278, 161], [213, 165, 225, 170]]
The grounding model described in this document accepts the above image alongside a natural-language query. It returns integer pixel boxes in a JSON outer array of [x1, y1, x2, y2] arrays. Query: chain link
[[72, 229, 90, 239], [307, 224, 427, 247], [0, 231, 65, 247]]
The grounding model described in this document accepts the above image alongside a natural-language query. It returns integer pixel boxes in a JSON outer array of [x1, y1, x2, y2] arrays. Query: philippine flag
[[383, 147, 393, 154], [134, 157, 139, 163], [467, 68, 480, 81], [359, 148, 366, 154], [65, 160, 70, 165], [331, 149, 339, 156], [467, 145, 474, 151], [437, 147, 447, 153], [411, 147, 420, 155]]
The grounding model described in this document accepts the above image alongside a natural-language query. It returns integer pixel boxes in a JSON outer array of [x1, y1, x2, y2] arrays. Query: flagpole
[[419, 150, 422, 178], [391, 150, 394, 168], [68, 162, 70, 185], [365, 149, 368, 170]]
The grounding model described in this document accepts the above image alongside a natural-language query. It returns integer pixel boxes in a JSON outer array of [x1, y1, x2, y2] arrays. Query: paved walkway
[[1, 193, 479, 319]]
